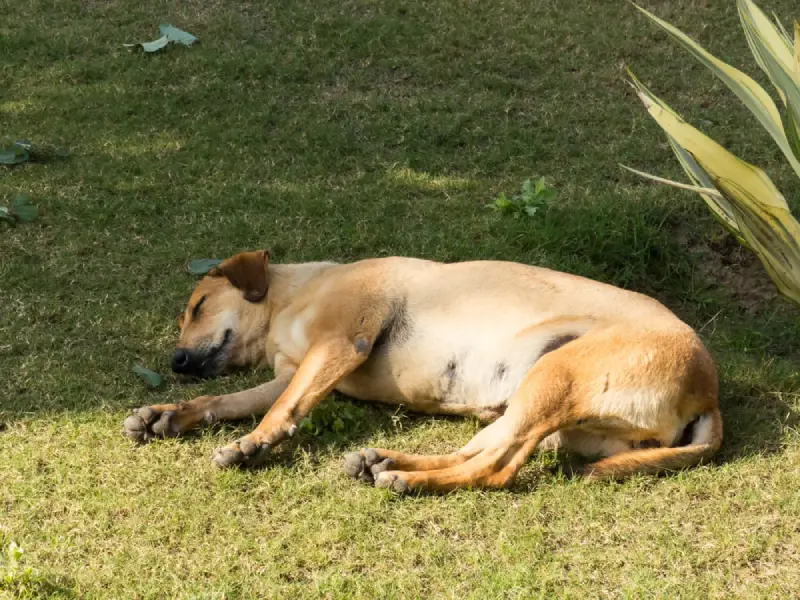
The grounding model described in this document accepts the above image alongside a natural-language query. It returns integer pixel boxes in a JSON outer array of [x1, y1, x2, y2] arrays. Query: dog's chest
[[269, 307, 314, 365]]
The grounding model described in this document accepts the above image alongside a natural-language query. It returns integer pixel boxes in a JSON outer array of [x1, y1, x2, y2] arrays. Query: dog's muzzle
[[171, 329, 232, 377], [171, 348, 204, 375], [171, 348, 193, 373], [171, 347, 220, 377]]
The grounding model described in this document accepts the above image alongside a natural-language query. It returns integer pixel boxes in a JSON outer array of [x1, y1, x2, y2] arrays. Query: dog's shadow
[[196, 375, 798, 490], [714, 377, 799, 463], [4, 366, 790, 490]]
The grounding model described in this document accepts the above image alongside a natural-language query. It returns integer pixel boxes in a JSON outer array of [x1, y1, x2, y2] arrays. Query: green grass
[[2, 0, 800, 597]]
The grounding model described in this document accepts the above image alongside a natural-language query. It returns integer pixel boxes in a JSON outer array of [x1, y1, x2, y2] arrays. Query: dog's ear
[[209, 249, 271, 302]]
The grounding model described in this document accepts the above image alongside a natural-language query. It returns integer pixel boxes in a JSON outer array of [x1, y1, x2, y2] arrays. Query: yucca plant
[[624, 0, 800, 307]]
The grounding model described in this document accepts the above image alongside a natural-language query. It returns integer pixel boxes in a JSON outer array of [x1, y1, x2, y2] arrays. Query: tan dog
[[123, 250, 721, 492]]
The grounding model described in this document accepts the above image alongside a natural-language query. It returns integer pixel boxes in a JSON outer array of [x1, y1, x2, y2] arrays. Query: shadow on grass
[[173, 370, 799, 490], [715, 378, 799, 463]]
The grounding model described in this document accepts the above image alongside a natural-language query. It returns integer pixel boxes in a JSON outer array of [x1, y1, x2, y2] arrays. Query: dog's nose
[[171, 348, 192, 373]]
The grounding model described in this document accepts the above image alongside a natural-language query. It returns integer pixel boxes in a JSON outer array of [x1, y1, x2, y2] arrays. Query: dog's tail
[[583, 408, 722, 479]]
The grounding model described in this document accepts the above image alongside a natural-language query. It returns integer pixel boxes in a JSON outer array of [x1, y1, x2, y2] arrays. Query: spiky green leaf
[[631, 78, 800, 306]]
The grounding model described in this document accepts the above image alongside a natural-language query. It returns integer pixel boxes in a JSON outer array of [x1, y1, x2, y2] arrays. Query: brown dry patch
[[677, 226, 785, 314]]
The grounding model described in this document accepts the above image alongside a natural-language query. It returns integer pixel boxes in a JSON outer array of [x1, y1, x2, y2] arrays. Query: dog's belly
[[338, 315, 577, 410]]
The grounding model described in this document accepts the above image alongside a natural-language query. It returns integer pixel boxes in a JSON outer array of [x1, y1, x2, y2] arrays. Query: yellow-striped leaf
[[637, 95, 800, 304], [634, 3, 800, 179], [628, 73, 747, 241], [738, 0, 794, 74], [738, 1, 800, 162], [792, 21, 800, 157], [772, 12, 793, 46], [619, 164, 723, 197], [795, 20, 800, 69]]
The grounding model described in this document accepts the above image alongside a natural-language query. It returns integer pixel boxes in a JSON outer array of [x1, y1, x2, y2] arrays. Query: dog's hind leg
[[366, 326, 720, 493], [342, 410, 512, 484], [369, 363, 571, 493], [410, 402, 505, 423], [122, 373, 293, 443]]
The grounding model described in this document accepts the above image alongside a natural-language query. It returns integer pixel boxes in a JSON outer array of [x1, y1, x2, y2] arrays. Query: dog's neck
[[266, 261, 338, 315], [240, 261, 338, 367]]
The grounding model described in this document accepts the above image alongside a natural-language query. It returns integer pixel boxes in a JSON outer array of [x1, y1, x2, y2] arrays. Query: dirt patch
[[676, 226, 783, 314]]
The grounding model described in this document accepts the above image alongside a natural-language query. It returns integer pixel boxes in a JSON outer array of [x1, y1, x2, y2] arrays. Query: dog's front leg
[[210, 337, 368, 468], [123, 364, 296, 443]]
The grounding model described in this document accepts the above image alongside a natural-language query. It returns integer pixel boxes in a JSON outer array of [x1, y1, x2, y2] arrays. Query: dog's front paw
[[211, 435, 272, 469], [342, 448, 396, 484], [122, 406, 182, 443]]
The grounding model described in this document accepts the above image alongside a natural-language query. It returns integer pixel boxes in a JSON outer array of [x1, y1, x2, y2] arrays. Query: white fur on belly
[[538, 430, 631, 457]]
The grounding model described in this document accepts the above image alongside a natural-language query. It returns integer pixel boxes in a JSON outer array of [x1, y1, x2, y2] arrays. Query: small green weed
[[299, 397, 366, 445], [0, 542, 39, 596], [487, 177, 557, 218]]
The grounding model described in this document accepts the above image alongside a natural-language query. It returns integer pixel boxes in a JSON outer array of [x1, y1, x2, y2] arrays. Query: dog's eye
[[191, 295, 207, 319]]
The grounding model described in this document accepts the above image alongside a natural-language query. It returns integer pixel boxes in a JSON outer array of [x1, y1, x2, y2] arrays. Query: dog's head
[[172, 250, 271, 377]]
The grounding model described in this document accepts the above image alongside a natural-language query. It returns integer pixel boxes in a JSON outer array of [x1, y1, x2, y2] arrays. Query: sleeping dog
[[123, 250, 721, 492]]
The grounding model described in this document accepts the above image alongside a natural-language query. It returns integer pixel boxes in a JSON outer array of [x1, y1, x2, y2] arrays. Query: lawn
[[2, 0, 800, 597]]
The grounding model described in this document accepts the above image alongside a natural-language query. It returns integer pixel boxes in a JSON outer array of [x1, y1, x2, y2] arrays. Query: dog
[[122, 250, 721, 492]]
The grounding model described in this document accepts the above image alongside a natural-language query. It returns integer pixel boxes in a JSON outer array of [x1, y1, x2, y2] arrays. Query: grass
[[2, 0, 800, 597]]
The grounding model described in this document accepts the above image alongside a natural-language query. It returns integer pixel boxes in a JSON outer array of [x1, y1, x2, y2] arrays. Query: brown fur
[[122, 251, 722, 492]]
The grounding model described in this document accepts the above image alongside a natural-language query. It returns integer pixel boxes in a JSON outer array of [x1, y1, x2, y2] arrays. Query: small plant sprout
[[1, 541, 40, 592], [487, 177, 557, 218], [298, 397, 365, 445]]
